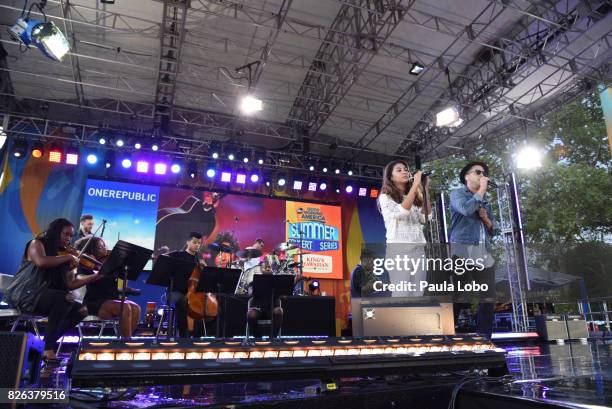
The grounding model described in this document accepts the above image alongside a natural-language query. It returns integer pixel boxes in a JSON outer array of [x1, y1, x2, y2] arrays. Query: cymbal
[[236, 248, 263, 259], [208, 243, 234, 253], [276, 242, 299, 252]]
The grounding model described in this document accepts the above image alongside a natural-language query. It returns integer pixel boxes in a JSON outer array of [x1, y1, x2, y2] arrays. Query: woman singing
[[21, 219, 100, 361], [75, 236, 141, 338], [378, 160, 431, 297]]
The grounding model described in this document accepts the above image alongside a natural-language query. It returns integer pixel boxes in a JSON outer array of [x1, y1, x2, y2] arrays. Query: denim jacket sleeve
[[450, 187, 483, 216], [485, 202, 500, 237]]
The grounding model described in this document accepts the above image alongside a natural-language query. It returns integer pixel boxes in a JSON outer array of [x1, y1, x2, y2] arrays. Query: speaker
[[535, 315, 568, 341], [0, 332, 43, 388], [565, 315, 588, 340]]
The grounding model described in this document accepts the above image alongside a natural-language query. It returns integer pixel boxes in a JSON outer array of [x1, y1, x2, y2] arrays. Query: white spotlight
[[515, 146, 543, 170], [240, 95, 263, 114], [435, 107, 462, 127]]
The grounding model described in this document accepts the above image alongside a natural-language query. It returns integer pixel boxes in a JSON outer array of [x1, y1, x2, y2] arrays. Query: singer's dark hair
[[188, 232, 202, 240], [380, 159, 423, 207], [254, 238, 264, 245], [80, 214, 93, 223]]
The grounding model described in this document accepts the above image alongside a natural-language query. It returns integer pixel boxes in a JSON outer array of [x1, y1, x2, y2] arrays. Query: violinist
[[166, 232, 203, 338], [21, 219, 100, 362], [75, 236, 141, 338]]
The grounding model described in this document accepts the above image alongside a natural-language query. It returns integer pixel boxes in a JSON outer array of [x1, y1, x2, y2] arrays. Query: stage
[[28, 339, 612, 409]]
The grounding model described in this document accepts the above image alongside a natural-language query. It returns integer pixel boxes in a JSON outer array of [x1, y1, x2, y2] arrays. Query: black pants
[[247, 297, 283, 338], [34, 289, 85, 351], [168, 291, 189, 338]]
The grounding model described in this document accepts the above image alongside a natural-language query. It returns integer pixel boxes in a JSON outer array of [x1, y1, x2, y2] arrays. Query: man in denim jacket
[[450, 161, 497, 337]]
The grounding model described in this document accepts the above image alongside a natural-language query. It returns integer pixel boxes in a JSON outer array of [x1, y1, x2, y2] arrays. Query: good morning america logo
[[288, 221, 339, 251]]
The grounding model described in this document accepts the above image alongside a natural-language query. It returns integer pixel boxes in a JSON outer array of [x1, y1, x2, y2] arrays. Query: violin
[[59, 245, 104, 270]]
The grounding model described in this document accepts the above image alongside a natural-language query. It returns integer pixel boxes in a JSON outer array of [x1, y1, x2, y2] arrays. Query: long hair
[[75, 235, 103, 256], [25, 218, 74, 258], [380, 159, 423, 207]]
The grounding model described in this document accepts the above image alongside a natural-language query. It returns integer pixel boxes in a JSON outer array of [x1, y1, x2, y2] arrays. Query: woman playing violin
[[74, 236, 141, 338], [23, 218, 101, 361]]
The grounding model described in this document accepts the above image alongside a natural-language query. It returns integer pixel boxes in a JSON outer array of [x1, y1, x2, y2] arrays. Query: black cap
[[459, 161, 489, 185]]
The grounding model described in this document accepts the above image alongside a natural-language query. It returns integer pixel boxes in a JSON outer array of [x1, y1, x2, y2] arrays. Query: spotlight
[[435, 106, 462, 127], [8, 18, 70, 62], [358, 187, 367, 197], [293, 180, 303, 190], [322, 167, 328, 173], [345, 185, 354, 194], [309, 280, 320, 293], [308, 182, 317, 192], [236, 173, 246, 184], [240, 95, 263, 114], [170, 164, 181, 174], [250, 173, 260, 183], [188, 162, 197, 179], [65, 149, 79, 165], [12, 140, 28, 158], [212, 152, 219, 159], [243, 157, 249, 163], [116, 139, 124, 147], [258, 158, 264, 165], [154, 163, 167, 175], [98, 137, 106, 145], [347, 170, 353, 176], [136, 161, 149, 173], [221, 171, 232, 183], [334, 168, 340, 174], [134, 142, 142, 150], [309, 165, 315, 171], [86, 153, 98, 165], [104, 152, 114, 169], [515, 146, 543, 169], [370, 188, 379, 198], [277, 177, 286, 187], [319, 182, 327, 191], [48, 145, 63, 163], [121, 158, 132, 168], [228, 153, 235, 161], [152, 144, 159, 151], [31, 142, 44, 158], [206, 168, 216, 178], [409, 62, 425, 75]]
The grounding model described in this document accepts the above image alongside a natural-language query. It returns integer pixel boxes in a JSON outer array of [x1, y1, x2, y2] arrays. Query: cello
[[186, 254, 218, 322]]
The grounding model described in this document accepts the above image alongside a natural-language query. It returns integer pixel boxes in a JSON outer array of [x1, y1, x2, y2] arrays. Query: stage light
[[154, 163, 167, 175], [308, 182, 317, 192], [136, 161, 149, 173], [277, 177, 286, 187], [240, 95, 263, 114], [116, 139, 124, 147], [358, 187, 367, 197], [31, 142, 43, 158], [258, 158, 264, 165], [293, 180, 303, 190], [66, 151, 79, 165], [250, 173, 260, 183], [12, 140, 28, 158], [170, 164, 181, 174], [152, 144, 159, 151], [409, 62, 425, 75], [8, 18, 70, 62], [309, 280, 320, 292], [188, 162, 197, 179], [319, 182, 327, 191], [309, 165, 315, 171], [121, 158, 132, 168], [335, 168, 340, 174], [212, 152, 219, 159], [345, 185, 354, 194], [515, 146, 542, 169], [322, 167, 328, 173], [347, 170, 353, 176], [228, 153, 235, 161], [86, 153, 98, 165], [104, 152, 114, 169], [370, 188, 379, 198], [206, 168, 216, 178], [98, 137, 106, 145], [221, 171, 232, 182], [435, 106, 462, 127], [134, 142, 142, 150], [48, 146, 63, 163], [236, 173, 246, 184], [243, 157, 249, 163]]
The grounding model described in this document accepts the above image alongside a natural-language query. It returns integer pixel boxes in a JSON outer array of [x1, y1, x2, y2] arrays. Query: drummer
[[239, 239, 266, 271]]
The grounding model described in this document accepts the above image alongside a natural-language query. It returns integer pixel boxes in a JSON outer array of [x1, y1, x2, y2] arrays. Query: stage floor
[[36, 340, 612, 408]]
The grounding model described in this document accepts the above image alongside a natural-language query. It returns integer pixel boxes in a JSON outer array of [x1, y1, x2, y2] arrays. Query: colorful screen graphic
[[81, 178, 344, 279]]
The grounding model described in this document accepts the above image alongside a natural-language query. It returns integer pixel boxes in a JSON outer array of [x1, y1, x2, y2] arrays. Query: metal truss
[[396, 0, 611, 159], [2, 113, 386, 180], [153, 0, 189, 131], [286, 0, 414, 136]]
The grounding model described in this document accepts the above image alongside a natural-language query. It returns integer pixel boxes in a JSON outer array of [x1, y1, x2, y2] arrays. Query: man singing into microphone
[[449, 161, 497, 337]]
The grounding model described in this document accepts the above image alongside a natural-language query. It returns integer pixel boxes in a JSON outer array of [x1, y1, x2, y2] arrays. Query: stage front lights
[[435, 106, 462, 127], [293, 180, 303, 190], [154, 163, 167, 175], [409, 62, 425, 75], [86, 153, 98, 165], [240, 95, 263, 114], [12, 140, 28, 158], [170, 164, 181, 174], [9, 18, 70, 62], [206, 168, 216, 178], [308, 182, 317, 192], [236, 173, 246, 184], [121, 158, 132, 169], [358, 187, 367, 197], [136, 161, 149, 173], [221, 171, 232, 182]]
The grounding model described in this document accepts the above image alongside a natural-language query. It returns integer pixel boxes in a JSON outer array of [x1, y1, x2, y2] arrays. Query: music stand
[[147, 254, 196, 339], [195, 267, 242, 337], [251, 274, 294, 339], [98, 240, 152, 339]]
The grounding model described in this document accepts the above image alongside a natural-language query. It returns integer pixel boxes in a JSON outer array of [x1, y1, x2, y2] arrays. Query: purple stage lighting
[[236, 173, 246, 184], [319, 182, 327, 191], [358, 187, 367, 197], [221, 172, 232, 182], [154, 163, 167, 175], [345, 185, 354, 193], [121, 158, 132, 168], [293, 180, 302, 190], [308, 182, 317, 192], [206, 168, 216, 178], [136, 161, 149, 173], [170, 164, 181, 174], [250, 174, 260, 183]]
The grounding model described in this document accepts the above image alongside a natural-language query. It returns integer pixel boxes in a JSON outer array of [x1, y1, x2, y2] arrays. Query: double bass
[[186, 255, 218, 321]]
